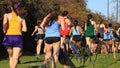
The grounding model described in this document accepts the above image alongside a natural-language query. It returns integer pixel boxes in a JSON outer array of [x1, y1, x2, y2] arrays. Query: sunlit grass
[[0, 53, 120, 68]]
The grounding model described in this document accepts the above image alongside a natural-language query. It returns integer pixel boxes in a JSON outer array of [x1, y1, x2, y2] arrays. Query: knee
[[12, 57, 19, 61], [45, 52, 51, 59]]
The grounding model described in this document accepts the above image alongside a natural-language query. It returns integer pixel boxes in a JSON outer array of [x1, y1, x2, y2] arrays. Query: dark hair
[[74, 20, 78, 32], [11, 2, 27, 18], [87, 14, 92, 26], [62, 11, 68, 17], [108, 23, 112, 27], [45, 11, 59, 27], [37, 19, 42, 26], [44, 4, 60, 27], [105, 24, 109, 28]]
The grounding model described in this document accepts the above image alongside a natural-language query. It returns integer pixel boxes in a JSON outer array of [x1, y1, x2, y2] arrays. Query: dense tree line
[[0, 0, 119, 54]]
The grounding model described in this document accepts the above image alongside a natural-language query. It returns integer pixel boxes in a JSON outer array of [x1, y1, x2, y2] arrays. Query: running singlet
[[104, 32, 111, 40], [36, 27, 44, 35], [60, 18, 69, 36], [97, 25, 104, 38], [6, 12, 21, 35], [45, 20, 60, 38], [72, 26, 80, 35], [85, 21, 94, 38]]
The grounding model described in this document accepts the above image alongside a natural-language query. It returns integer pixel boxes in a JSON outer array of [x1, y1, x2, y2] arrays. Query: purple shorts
[[2, 35, 23, 48]]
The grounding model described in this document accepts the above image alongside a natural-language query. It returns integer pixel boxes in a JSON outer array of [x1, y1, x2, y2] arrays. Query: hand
[[31, 33, 34, 36], [3, 29, 6, 34]]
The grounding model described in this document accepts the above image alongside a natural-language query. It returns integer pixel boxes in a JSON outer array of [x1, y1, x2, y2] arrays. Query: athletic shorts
[[103, 39, 110, 41], [97, 33, 104, 38], [72, 35, 81, 42], [35, 34, 45, 41], [45, 37, 60, 44], [2, 35, 23, 48]]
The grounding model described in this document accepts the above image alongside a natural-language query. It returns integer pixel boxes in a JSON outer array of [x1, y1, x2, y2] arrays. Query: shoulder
[[66, 18, 70, 21], [57, 15, 63, 24], [100, 24, 105, 27], [77, 26, 81, 28], [65, 18, 71, 25], [35, 25, 38, 29], [78, 26, 82, 29], [3, 13, 9, 18], [71, 26, 74, 30], [101, 23, 105, 26], [4, 13, 8, 16], [91, 20, 96, 25], [58, 15, 63, 19]]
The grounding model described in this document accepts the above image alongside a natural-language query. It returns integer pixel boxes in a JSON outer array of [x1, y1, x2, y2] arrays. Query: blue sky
[[87, 0, 115, 18]]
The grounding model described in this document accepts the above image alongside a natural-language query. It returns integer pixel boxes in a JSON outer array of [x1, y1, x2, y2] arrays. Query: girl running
[[84, 14, 96, 54], [103, 24, 112, 54], [2, 2, 27, 68], [97, 19, 105, 41], [112, 27, 119, 58], [40, 4, 64, 68], [31, 19, 45, 60], [69, 20, 83, 46], [59, 11, 71, 56]]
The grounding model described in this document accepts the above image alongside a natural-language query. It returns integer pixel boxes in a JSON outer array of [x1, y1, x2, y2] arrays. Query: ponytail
[[74, 20, 78, 32], [87, 14, 92, 26], [12, 2, 27, 18]]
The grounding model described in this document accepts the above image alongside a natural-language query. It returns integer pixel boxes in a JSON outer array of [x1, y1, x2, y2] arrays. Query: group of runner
[[2, 1, 120, 68]]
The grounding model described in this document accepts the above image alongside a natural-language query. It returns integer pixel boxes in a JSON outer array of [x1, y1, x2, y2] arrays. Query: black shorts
[[61, 35, 70, 39], [72, 35, 81, 42], [97, 33, 104, 38], [35, 34, 45, 41], [103, 39, 110, 41], [45, 37, 60, 44]]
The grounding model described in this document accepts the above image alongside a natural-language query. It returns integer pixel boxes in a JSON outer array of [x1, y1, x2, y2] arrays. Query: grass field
[[0, 53, 120, 68]]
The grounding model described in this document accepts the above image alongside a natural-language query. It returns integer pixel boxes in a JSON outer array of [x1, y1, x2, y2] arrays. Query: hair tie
[[15, 2, 20, 8]]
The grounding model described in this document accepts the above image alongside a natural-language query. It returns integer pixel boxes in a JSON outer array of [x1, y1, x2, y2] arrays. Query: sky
[[87, 0, 115, 18]]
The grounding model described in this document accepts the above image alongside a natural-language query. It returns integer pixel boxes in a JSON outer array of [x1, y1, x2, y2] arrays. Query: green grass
[[0, 53, 120, 68]]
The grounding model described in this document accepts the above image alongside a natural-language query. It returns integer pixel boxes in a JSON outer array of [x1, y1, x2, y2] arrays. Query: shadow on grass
[[76, 65, 86, 68], [0, 46, 8, 61], [59, 57, 76, 68], [31, 57, 76, 68], [31, 66, 39, 68], [116, 58, 120, 61], [22, 59, 44, 64]]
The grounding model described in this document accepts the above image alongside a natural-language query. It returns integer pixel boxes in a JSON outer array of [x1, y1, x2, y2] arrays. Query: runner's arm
[[40, 14, 50, 29], [3, 14, 8, 34], [78, 26, 84, 36], [58, 15, 65, 30], [21, 19, 27, 32], [69, 27, 73, 36], [31, 26, 38, 36]]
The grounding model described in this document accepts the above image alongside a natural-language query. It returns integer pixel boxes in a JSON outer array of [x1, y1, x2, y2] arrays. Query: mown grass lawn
[[0, 53, 120, 68]]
